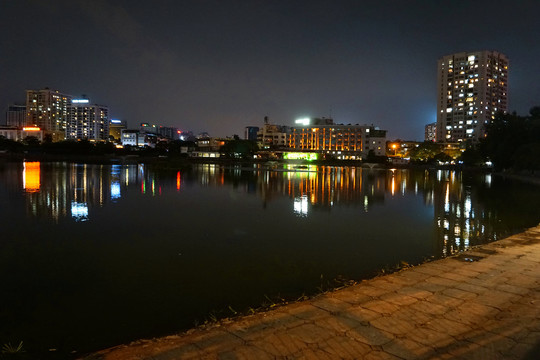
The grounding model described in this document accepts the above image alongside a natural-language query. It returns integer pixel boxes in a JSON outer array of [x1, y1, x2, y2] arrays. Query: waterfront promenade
[[84, 225, 540, 360]]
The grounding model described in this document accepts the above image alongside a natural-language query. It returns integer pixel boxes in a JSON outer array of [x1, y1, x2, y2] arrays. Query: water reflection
[[23, 162, 40, 193], [15, 162, 142, 222], [4, 162, 539, 257], [1, 162, 539, 358]]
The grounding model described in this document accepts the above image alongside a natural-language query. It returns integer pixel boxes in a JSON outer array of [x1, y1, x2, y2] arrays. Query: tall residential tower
[[26, 88, 73, 139], [436, 51, 508, 143], [67, 98, 109, 141]]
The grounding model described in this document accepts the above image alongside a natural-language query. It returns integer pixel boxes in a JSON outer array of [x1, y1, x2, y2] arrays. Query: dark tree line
[[462, 107, 540, 172]]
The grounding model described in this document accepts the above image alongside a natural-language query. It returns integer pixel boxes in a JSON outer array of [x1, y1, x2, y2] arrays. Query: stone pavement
[[83, 225, 540, 360]]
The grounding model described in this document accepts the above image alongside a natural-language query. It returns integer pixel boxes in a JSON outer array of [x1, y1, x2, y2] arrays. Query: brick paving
[[83, 225, 540, 360]]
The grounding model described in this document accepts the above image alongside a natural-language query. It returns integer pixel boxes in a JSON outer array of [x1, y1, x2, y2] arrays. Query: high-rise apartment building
[[26, 88, 73, 138], [66, 99, 109, 141], [436, 51, 508, 143]]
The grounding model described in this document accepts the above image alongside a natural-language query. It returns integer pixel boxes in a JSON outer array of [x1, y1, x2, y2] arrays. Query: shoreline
[[3, 154, 540, 185], [81, 224, 540, 360]]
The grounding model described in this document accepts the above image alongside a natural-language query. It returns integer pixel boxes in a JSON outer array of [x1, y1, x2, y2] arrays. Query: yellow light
[[23, 127, 41, 131]]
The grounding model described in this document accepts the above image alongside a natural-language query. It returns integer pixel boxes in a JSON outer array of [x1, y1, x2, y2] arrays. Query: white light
[[72, 99, 89, 104], [71, 201, 89, 221], [295, 118, 310, 126]]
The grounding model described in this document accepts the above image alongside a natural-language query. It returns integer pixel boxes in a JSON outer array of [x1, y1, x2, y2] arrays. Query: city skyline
[[2, 1, 540, 140]]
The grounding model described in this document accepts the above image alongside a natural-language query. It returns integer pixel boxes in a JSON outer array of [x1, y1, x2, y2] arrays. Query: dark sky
[[2, 0, 540, 140]]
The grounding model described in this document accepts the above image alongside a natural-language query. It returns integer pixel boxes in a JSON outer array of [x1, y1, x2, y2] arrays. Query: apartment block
[[436, 51, 508, 142]]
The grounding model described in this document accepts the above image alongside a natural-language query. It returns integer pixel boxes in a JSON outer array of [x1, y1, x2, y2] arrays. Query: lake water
[[1, 161, 539, 358]]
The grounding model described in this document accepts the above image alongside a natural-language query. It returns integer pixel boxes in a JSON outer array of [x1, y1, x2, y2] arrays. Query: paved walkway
[[84, 225, 540, 360]]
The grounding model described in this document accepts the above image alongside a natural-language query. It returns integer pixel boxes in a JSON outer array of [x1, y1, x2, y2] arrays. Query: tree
[[408, 142, 443, 162], [220, 140, 259, 159], [458, 147, 485, 167], [480, 108, 540, 171]]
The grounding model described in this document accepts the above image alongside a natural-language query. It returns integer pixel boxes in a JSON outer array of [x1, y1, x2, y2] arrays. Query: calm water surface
[[1, 161, 539, 358]]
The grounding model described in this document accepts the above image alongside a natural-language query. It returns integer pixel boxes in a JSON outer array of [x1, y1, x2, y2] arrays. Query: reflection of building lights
[[364, 195, 369, 212], [294, 195, 309, 216], [465, 195, 471, 218], [23, 162, 40, 193], [177, 171, 181, 190], [485, 174, 492, 187], [111, 181, 121, 200], [71, 201, 89, 222], [444, 182, 450, 212]]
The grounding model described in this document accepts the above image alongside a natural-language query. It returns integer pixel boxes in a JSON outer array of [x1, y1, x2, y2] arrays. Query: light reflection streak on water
[[13, 163, 535, 259], [294, 195, 309, 217], [444, 182, 450, 213], [71, 201, 89, 222], [23, 162, 41, 193]]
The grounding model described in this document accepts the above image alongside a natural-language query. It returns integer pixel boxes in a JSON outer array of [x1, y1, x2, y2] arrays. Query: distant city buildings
[[109, 119, 127, 142], [66, 98, 109, 141], [425, 122, 436, 142], [121, 129, 145, 147], [244, 126, 259, 141], [0, 126, 43, 142], [26, 88, 72, 140], [5, 104, 26, 127], [288, 118, 387, 159], [436, 50, 508, 143]]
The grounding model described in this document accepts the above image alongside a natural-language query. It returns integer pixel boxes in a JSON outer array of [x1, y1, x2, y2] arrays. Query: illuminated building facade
[[121, 129, 141, 146], [288, 121, 387, 159], [0, 126, 43, 142], [258, 124, 289, 148], [26, 88, 72, 140], [5, 104, 26, 127], [109, 119, 127, 142], [425, 122, 436, 142], [67, 99, 109, 141], [436, 50, 508, 143]]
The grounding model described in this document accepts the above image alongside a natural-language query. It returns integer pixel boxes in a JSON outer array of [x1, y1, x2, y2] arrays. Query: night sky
[[2, 0, 540, 140]]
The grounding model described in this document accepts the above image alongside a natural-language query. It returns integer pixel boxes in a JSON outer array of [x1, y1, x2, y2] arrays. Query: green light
[[284, 152, 318, 161]]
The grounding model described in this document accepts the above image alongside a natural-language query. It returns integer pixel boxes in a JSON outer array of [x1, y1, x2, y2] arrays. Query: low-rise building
[[109, 119, 127, 142], [288, 119, 387, 159], [0, 126, 43, 142], [196, 137, 226, 151], [257, 117, 290, 148]]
